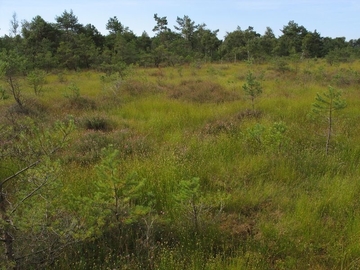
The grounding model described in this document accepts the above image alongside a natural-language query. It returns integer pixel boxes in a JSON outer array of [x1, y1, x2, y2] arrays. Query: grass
[[2, 59, 360, 269]]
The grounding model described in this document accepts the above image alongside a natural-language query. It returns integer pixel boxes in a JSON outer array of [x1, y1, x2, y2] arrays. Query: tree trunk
[[7, 76, 23, 108], [326, 108, 332, 155]]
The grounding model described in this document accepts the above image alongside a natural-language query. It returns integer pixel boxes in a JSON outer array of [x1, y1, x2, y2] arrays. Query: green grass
[[2, 60, 360, 269]]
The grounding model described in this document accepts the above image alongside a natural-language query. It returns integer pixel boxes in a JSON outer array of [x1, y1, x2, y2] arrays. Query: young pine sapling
[[242, 71, 263, 111], [312, 86, 347, 155], [95, 145, 148, 223], [27, 69, 46, 96]]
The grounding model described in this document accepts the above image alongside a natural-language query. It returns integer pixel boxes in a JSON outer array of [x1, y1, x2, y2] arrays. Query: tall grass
[[2, 61, 360, 269]]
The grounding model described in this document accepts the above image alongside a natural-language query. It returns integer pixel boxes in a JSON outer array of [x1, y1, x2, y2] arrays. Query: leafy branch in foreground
[[0, 118, 75, 268]]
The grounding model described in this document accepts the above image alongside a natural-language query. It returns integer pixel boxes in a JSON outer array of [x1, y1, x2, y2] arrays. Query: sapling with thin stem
[[175, 177, 202, 234], [27, 69, 46, 96], [242, 71, 263, 111], [95, 145, 148, 222], [312, 86, 347, 155], [0, 119, 74, 268], [0, 51, 27, 109]]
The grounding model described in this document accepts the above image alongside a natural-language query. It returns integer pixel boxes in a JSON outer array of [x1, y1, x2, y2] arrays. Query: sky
[[0, 0, 359, 40]]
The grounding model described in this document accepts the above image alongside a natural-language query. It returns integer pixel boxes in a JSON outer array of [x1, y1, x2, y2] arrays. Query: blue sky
[[0, 0, 359, 40]]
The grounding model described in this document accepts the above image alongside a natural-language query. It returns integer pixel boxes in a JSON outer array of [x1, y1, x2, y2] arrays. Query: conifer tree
[[242, 71, 263, 111], [312, 86, 347, 154]]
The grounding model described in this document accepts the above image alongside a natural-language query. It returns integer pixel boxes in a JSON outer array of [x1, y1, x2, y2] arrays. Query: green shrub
[[63, 82, 96, 110], [271, 58, 291, 73], [27, 69, 47, 95], [242, 71, 263, 111], [0, 85, 9, 100]]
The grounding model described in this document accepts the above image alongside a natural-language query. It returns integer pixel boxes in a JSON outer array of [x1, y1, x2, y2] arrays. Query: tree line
[[1, 9, 360, 72]]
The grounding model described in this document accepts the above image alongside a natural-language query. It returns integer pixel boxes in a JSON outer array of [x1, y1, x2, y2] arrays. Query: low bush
[[63, 82, 97, 110], [0, 86, 9, 100]]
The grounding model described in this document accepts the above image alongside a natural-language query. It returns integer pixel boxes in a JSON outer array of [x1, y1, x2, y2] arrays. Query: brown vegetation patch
[[200, 118, 239, 136], [64, 96, 97, 110], [66, 130, 113, 165], [4, 98, 50, 118], [65, 128, 153, 165], [236, 108, 262, 120], [116, 132, 154, 158], [331, 68, 360, 87], [199, 109, 262, 137], [80, 114, 116, 132], [122, 79, 158, 96], [168, 79, 239, 103], [218, 213, 256, 243], [149, 68, 165, 78]]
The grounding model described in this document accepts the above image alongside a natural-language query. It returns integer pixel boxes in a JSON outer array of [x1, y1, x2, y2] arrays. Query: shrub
[[64, 82, 81, 100], [242, 71, 263, 111], [331, 68, 360, 87], [57, 71, 67, 83], [0, 86, 9, 100], [271, 58, 291, 73], [64, 82, 96, 110], [326, 48, 353, 66], [27, 69, 47, 95]]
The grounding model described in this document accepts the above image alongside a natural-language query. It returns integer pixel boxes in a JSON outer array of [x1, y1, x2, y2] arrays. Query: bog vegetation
[[1, 10, 360, 270]]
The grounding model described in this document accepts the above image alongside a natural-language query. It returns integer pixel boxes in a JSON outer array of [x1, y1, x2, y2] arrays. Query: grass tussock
[[80, 114, 116, 131]]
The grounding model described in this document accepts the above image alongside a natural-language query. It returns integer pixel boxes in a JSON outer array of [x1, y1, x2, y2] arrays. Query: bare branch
[[1, 160, 40, 186], [0, 122, 72, 186]]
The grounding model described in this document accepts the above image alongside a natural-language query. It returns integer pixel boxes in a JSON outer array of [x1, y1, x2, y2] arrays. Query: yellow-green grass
[[2, 60, 360, 269]]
